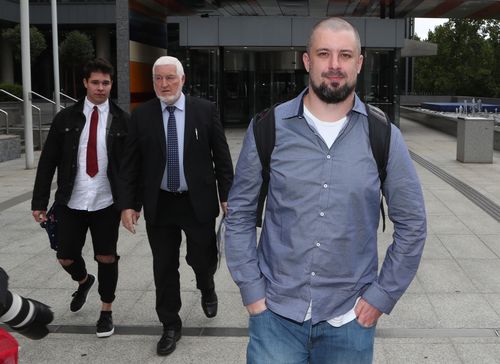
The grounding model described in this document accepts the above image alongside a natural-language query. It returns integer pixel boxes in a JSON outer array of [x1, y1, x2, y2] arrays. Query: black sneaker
[[96, 311, 114, 338], [70, 274, 95, 312]]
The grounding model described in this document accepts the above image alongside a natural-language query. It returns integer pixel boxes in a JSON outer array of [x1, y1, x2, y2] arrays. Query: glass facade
[[167, 46, 398, 126]]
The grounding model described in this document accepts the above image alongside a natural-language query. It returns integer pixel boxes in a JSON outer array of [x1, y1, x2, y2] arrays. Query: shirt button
[[326, 155, 331, 159], [311, 272, 316, 276], [323, 183, 328, 188], [316, 242, 321, 247], [319, 211, 325, 217]]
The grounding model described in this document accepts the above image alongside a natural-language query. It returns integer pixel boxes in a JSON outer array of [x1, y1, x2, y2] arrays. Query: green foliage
[[1, 25, 47, 62], [59, 30, 94, 67], [0, 83, 23, 102], [414, 19, 500, 97], [483, 20, 500, 97], [59, 31, 95, 97]]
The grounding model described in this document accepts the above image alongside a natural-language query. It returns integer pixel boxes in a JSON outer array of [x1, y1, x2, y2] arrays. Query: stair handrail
[[59, 91, 77, 103], [30, 90, 65, 110], [0, 108, 8, 133], [0, 89, 23, 102], [0, 89, 43, 147]]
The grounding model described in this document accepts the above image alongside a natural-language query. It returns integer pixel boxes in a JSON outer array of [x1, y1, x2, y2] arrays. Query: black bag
[[40, 203, 58, 251]]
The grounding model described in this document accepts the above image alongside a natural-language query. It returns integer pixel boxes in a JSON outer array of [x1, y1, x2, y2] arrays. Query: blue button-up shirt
[[225, 89, 426, 324]]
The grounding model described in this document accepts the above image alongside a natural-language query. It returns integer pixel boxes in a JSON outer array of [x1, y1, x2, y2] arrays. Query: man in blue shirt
[[225, 17, 426, 363]]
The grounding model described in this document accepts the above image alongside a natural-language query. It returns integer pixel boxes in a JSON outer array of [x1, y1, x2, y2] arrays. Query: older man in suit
[[119, 56, 233, 356]]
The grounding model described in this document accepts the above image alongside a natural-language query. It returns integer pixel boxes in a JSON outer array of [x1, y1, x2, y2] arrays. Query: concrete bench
[[0, 134, 21, 162]]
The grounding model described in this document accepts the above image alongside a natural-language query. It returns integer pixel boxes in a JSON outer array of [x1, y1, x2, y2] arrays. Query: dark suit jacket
[[119, 96, 233, 224]]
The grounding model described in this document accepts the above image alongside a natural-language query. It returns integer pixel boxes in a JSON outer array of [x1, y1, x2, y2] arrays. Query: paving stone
[[428, 293, 500, 328], [1, 119, 500, 364]]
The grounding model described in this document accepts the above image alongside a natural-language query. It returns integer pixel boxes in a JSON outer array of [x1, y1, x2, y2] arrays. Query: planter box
[[0, 134, 21, 162], [457, 117, 494, 163]]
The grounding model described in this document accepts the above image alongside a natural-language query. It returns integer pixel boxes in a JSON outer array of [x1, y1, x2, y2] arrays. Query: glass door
[[167, 47, 219, 104], [361, 49, 398, 122], [173, 47, 308, 126], [222, 50, 251, 125]]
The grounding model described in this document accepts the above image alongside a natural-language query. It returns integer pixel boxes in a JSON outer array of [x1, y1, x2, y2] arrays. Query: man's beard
[[155, 88, 182, 105], [310, 72, 356, 104]]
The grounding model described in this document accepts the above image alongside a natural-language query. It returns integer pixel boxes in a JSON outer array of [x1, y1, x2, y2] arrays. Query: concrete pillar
[[115, 0, 130, 111], [95, 26, 111, 61], [456, 116, 494, 163], [20, 0, 35, 168], [0, 38, 14, 84]]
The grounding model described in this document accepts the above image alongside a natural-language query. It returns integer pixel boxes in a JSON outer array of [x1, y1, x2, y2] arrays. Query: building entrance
[[170, 47, 397, 126], [170, 47, 308, 126], [358, 49, 399, 124]]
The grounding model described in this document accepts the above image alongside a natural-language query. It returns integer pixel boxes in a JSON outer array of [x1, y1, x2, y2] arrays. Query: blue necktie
[[166, 105, 180, 191]]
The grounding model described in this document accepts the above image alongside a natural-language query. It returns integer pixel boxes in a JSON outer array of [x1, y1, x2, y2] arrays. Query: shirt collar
[[351, 93, 367, 117], [282, 88, 367, 119], [161, 92, 185, 112], [282, 88, 308, 120], [84, 97, 109, 114]]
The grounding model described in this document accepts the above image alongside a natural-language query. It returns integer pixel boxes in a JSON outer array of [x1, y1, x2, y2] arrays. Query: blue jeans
[[247, 309, 376, 364]]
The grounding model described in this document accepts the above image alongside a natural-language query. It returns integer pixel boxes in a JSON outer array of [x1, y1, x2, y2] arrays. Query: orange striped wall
[[130, 60, 155, 109]]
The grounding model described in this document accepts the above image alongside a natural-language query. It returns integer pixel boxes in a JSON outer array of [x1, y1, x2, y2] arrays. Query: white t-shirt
[[303, 106, 347, 149]]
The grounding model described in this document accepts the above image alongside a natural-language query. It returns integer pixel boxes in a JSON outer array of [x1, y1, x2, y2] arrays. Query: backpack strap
[[252, 103, 391, 231], [253, 106, 276, 227], [366, 103, 391, 232]]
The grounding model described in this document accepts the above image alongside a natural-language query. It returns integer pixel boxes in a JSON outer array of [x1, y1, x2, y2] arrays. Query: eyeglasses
[[153, 75, 180, 83]]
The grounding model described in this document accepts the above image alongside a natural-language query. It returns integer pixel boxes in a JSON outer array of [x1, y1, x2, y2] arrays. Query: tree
[[59, 30, 94, 97], [414, 19, 498, 97], [483, 20, 500, 97], [1, 24, 47, 63]]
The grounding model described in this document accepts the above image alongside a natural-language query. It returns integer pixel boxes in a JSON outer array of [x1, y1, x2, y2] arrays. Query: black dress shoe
[[201, 290, 218, 318], [157, 328, 181, 356]]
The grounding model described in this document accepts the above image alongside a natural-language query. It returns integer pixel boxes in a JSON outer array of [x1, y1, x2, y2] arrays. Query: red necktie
[[86, 106, 99, 177]]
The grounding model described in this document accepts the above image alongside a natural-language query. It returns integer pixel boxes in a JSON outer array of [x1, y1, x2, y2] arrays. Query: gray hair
[[152, 56, 185, 76], [306, 17, 361, 55]]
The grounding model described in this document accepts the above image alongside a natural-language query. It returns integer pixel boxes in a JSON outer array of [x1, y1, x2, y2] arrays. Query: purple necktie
[[166, 105, 180, 191]]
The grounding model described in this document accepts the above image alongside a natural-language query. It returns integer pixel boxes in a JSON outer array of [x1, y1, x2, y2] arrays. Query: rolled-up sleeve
[[225, 121, 267, 306], [363, 125, 427, 314]]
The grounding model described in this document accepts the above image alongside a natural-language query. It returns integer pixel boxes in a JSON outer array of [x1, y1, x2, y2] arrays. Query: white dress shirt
[[67, 97, 113, 211]]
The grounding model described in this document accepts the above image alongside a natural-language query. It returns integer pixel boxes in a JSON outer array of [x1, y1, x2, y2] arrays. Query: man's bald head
[[307, 17, 361, 56]]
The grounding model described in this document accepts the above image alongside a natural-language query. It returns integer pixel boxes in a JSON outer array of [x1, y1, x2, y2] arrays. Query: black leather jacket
[[31, 99, 129, 211]]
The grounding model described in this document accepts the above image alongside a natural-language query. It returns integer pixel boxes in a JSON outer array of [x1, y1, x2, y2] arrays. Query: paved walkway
[[1, 117, 500, 363]]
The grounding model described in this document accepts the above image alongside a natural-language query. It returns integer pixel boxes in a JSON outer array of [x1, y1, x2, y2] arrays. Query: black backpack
[[253, 103, 392, 230]]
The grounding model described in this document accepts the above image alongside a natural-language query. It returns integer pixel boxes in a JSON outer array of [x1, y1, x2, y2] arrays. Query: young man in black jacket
[[31, 58, 129, 338]]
